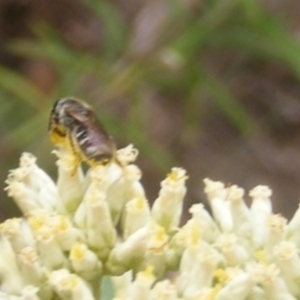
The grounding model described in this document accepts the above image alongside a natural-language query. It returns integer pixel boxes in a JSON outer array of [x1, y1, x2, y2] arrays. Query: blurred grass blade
[[81, 0, 127, 59], [0, 66, 43, 109], [203, 75, 255, 135], [171, 0, 240, 56], [7, 109, 50, 147]]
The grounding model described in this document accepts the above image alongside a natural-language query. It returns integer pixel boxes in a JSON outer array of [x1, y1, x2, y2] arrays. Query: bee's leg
[[67, 134, 82, 176], [49, 124, 67, 146], [71, 156, 81, 176], [114, 156, 123, 168]]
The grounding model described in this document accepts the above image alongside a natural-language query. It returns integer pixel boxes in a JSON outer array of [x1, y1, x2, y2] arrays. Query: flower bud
[[0, 238, 25, 294], [0, 218, 35, 252], [123, 196, 150, 239], [152, 168, 187, 232], [204, 179, 233, 232], [249, 185, 272, 249], [54, 149, 84, 213], [48, 269, 95, 300], [227, 185, 252, 240], [127, 266, 156, 300], [69, 242, 102, 280]]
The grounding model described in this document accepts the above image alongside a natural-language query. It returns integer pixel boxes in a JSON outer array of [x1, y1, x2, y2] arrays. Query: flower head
[[2, 147, 300, 300]]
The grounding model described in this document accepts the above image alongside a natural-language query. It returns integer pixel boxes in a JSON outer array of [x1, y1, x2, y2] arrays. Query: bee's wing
[[64, 105, 93, 123], [66, 104, 112, 137]]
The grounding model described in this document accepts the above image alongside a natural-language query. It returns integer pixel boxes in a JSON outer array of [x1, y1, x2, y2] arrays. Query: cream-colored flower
[[2, 148, 300, 300]]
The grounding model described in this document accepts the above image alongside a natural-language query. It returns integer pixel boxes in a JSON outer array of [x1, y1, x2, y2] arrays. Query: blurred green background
[[1, 0, 300, 220]]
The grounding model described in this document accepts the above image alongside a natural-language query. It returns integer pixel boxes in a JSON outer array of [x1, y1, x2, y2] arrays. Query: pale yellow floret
[[18, 247, 38, 264], [167, 168, 188, 183], [19, 152, 37, 168], [54, 215, 69, 233], [187, 221, 202, 247], [52, 149, 79, 172], [35, 227, 56, 242], [274, 241, 297, 260], [203, 178, 226, 199], [61, 274, 78, 290], [249, 185, 272, 199], [255, 250, 269, 264], [70, 243, 86, 260], [88, 165, 108, 186], [138, 265, 156, 282], [214, 268, 228, 285], [261, 263, 280, 284], [154, 227, 166, 242], [227, 185, 244, 202], [0, 218, 21, 237], [268, 214, 287, 233], [147, 226, 169, 254], [27, 211, 49, 231], [216, 234, 236, 252], [116, 144, 139, 165], [134, 196, 147, 210], [123, 164, 142, 182]]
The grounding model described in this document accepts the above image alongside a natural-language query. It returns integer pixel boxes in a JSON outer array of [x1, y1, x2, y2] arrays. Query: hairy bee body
[[49, 97, 116, 167]]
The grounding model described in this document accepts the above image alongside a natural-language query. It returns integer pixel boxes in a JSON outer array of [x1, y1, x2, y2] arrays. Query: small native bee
[[49, 97, 116, 170]]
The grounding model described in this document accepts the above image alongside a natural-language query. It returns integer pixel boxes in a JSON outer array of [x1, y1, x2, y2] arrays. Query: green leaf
[[101, 276, 115, 300]]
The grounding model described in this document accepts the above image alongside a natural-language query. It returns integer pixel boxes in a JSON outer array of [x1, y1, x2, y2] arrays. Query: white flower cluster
[[2, 146, 300, 300]]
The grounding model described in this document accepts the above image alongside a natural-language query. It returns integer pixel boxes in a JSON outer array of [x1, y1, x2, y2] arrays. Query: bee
[[49, 97, 116, 171]]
